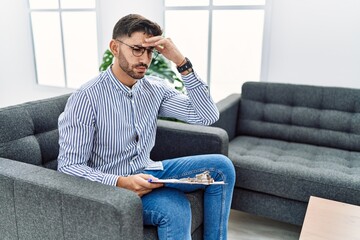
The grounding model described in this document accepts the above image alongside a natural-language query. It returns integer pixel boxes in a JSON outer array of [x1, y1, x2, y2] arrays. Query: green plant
[[99, 49, 184, 92], [99, 49, 114, 72]]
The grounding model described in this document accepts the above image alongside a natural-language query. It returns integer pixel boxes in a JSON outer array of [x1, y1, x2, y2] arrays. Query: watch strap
[[177, 57, 193, 73]]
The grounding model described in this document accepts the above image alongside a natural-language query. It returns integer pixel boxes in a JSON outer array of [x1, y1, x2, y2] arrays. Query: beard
[[117, 54, 150, 79]]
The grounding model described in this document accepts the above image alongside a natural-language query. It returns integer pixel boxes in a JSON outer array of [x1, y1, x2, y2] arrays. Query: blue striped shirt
[[57, 67, 219, 186]]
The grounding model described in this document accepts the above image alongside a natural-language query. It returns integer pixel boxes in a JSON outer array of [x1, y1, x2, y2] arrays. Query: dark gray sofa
[[0, 94, 228, 239], [213, 81, 360, 226]]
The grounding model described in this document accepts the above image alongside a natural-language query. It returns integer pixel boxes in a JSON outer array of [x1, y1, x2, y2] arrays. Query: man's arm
[[57, 91, 120, 186], [143, 37, 219, 125], [158, 72, 219, 125], [58, 91, 164, 195]]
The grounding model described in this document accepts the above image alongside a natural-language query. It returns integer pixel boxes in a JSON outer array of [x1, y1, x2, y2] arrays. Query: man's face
[[116, 32, 154, 79]]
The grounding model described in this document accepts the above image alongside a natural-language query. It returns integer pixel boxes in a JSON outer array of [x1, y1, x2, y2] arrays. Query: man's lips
[[136, 66, 147, 71], [134, 63, 148, 72]]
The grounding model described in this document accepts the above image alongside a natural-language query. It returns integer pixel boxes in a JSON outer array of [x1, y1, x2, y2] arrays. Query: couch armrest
[[0, 157, 143, 240], [150, 119, 229, 161], [212, 94, 241, 141]]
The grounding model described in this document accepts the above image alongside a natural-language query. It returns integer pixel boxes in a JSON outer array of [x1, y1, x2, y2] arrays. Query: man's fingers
[[144, 36, 164, 43], [136, 174, 164, 188], [117, 174, 164, 197], [146, 179, 164, 189], [138, 173, 157, 181], [135, 184, 162, 197], [149, 182, 164, 189], [143, 37, 169, 48]]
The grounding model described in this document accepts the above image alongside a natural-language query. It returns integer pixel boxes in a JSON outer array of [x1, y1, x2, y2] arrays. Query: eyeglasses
[[115, 39, 160, 59]]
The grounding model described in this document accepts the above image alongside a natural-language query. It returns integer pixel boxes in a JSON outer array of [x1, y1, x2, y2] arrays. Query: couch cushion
[[0, 95, 70, 169], [230, 136, 360, 205], [238, 82, 360, 152]]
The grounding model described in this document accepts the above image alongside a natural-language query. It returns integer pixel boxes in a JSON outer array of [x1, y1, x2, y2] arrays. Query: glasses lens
[[132, 47, 145, 57]]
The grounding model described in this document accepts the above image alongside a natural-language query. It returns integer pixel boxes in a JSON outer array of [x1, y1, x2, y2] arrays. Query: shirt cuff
[[182, 70, 208, 90], [102, 174, 119, 186]]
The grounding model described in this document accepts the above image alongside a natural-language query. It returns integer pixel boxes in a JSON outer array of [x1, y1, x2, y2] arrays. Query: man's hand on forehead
[[142, 36, 184, 66], [142, 36, 165, 49]]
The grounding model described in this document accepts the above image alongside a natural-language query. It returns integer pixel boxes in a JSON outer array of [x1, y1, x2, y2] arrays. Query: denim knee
[[142, 188, 192, 236], [208, 154, 235, 184]]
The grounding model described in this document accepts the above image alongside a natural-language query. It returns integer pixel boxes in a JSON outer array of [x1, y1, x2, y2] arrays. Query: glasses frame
[[115, 39, 160, 59]]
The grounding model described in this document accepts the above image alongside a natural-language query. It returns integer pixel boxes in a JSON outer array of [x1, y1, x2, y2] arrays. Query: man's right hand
[[116, 174, 164, 197]]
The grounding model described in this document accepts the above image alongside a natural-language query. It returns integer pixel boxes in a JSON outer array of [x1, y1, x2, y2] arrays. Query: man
[[58, 14, 235, 240]]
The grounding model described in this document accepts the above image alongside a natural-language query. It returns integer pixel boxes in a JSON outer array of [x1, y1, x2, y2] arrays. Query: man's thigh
[[141, 187, 191, 226]]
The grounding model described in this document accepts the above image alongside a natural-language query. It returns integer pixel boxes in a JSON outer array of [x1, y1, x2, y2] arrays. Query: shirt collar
[[105, 65, 144, 96]]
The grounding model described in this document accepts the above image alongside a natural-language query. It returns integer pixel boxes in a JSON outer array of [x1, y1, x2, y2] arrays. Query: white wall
[[0, 0, 73, 108], [0, 0, 163, 108], [264, 0, 360, 89], [97, 0, 164, 59]]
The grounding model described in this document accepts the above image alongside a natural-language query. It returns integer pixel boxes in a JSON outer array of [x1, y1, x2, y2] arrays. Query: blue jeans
[[141, 154, 235, 240]]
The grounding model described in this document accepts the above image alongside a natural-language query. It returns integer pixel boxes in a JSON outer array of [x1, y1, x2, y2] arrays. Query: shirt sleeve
[[57, 91, 119, 186], [158, 71, 219, 125]]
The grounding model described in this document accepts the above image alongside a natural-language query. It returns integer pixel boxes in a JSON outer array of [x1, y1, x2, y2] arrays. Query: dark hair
[[112, 14, 163, 39]]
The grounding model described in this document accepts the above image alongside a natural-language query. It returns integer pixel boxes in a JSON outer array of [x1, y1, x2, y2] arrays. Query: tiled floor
[[228, 210, 302, 240]]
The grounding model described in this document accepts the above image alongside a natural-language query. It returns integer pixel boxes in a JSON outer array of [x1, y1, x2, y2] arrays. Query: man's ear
[[109, 39, 119, 56]]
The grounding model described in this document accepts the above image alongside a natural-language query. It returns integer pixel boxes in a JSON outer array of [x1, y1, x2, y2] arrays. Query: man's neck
[[111, 65, 137, 88]]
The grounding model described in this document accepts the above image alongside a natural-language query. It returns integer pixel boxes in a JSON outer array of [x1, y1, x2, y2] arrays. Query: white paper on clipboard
[[149, 178, 225, 185]]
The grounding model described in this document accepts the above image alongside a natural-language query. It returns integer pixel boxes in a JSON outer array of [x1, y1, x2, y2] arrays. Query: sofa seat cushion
[[230, 136, 360, 204]]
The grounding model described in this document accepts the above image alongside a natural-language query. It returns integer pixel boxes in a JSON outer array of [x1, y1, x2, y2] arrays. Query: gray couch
[[0, 94, 228, 239], [213, 81, 360, 226]]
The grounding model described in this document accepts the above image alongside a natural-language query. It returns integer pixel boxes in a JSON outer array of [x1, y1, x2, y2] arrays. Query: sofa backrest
[[0, 95, 70, 169], [238, 82, 360, 152]]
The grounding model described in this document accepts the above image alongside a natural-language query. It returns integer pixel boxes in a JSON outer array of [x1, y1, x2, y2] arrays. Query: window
[[165, 0, 266, 102], [29, 0, 98, 89]]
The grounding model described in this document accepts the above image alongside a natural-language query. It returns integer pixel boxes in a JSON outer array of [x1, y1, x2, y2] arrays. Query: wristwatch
[[177, 57, 193, 74]]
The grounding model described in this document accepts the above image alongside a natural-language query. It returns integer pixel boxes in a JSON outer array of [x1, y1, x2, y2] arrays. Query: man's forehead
[[125, 32, 153, 44], [128, 31, 153, 38]]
